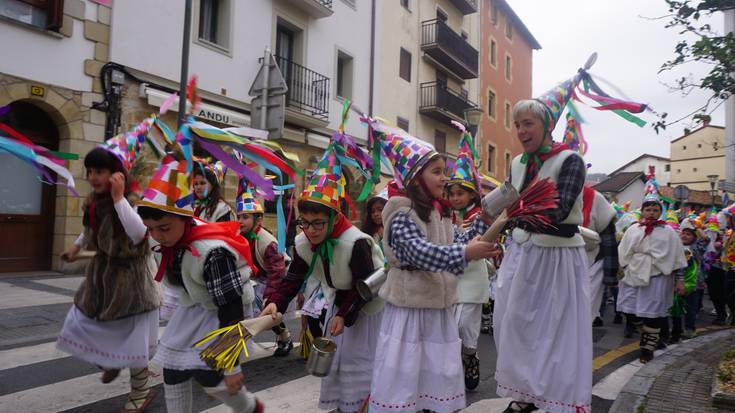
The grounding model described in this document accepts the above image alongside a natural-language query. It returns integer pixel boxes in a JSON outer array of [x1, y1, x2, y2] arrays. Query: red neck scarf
[[638, 218, 666, 237], [525, 142, 571, 183], [154, 218, 257, 282]]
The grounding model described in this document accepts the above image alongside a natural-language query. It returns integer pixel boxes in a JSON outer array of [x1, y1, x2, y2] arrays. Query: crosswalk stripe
[[201, 375, 321, 413]]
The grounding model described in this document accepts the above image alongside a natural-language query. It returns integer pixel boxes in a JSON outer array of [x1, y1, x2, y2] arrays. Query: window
[[677, 169, 681, 173], [434, 130, 446, 154], [505, 55, 512, 81], [436, 7, 448, 23], [400, 0, 410, 9], [683, 145, 687, 150], [0, 0, 63, 31], [487, 90, 496, 118], [460, 88, 469, 100], [505, 153, 511, 177], [693, 167, 698, 172], [399, 48, 412, 82], [490, 39, 497, 66], [436, 70, 448, 88], [665, 164, 671, 172], [199, 0, 231, 49], [504, 102, 511, 129], [336, 50, 354, 99], [698, 143, 702, 148], [397, 117, 409, 133], [491, 4, 498, 25], [505, 20, 513, 40], [487, 145, 496, 173]]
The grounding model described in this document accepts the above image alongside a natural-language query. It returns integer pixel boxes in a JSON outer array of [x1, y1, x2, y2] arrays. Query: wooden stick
[[481, 209, 509, 243]]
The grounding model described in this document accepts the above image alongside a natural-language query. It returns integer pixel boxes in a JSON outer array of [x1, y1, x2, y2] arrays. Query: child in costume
[[364, 122, 498, 413], [704, 211, 728, 325], [617, 171, 687, 363], [193, 160, 234, 222], [670, 218, 708, 340], [581, 186, 619, 327], [235, 181, 293, 357], [261, 144, 385, 413], [139, 155, 263, 413], [362, 189, 388, 245], [57, 140, 159, 413], [446, 130, 491, 391]]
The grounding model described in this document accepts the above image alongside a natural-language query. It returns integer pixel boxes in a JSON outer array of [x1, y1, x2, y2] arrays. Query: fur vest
[[74, 195, 160, 321]]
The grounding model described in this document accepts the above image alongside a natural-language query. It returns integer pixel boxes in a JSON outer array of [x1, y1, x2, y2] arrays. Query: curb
[[608, 328, 735, 413]]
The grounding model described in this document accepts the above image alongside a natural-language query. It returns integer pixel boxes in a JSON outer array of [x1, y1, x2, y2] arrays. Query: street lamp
[[464, 107, 483, 139], [707, 174, 719, 208]]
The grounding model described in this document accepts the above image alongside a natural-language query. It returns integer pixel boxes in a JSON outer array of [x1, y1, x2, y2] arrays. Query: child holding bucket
[[261, 144, 385, 413], [364, 121, 499, 413]]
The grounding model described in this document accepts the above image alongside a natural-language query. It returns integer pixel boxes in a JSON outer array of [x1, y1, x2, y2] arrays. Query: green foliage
[[654, 0, 735, 133]]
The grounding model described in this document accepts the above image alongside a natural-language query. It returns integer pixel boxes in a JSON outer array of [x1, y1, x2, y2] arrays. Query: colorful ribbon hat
[[236, 180, 264, 215], [138, 154, 195, 216], [300, 147, 347, 212]]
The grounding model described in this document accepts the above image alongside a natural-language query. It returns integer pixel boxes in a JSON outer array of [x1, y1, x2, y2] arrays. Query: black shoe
[[668, 336, 681, 345], [502, 401, 538, 413], [613, 313, 623, 324], [273, 339, 293, 357], [656, 340, 667, 350], [463, 353, 480, 390], [640, 348, 654, 364], [481, 323, 490, 335], [593, 317, 604, 327]]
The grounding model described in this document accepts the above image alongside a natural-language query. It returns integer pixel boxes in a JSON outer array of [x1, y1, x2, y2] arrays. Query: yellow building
[[669, 124, 726, 191]]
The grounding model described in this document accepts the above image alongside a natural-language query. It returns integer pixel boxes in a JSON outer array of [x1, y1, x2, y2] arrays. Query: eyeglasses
[[296, 218, 329, 231]]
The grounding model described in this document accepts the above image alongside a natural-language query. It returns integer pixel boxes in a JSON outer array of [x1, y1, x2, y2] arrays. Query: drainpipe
[[368, 0, 376, 116]]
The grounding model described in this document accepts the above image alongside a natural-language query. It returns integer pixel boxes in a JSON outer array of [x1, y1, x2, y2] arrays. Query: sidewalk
[[610, 328, 735, 413]]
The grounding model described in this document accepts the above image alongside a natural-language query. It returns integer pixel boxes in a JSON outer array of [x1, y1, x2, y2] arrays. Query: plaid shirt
[[202, 248, 244, 327], [514, 153, 587, 225], [598, 222, 620, 285], [388, 213, 489, 275]]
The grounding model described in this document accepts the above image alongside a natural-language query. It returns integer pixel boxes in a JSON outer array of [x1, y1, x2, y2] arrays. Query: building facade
[[0, 0, 113, 272], [478, 0, 539, 181], [608, 153, 671, 186], [372, 0, 481, 158], [669, 124, 726, 191]]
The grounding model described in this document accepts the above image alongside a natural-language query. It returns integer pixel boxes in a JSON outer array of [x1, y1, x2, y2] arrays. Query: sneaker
[[463, 353, 480, 390], [710, 309, 719, 316], [593, 317, 604, 327], [682, 329, 697, 339], [613, 313, 623, 324], [273, 339, 294, 357], [481, 318, 491, 335]]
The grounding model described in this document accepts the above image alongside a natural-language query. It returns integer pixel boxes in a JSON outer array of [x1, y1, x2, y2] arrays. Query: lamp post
[[707, 174, 719, 208], [464, 107, 483, 139]]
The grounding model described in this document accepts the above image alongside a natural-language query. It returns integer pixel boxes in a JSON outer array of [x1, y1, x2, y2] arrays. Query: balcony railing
[[419, 81, 477, 124], [284, 0, 333, 18], [420, 19, 479, 79], [270, 55, 330, 122], [449, 0, 478, 15]]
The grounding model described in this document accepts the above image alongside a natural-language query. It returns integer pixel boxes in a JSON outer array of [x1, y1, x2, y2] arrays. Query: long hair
[[193, 167, 224, 219], [405, 178, 435, 223], [362, 197, 387, 236]]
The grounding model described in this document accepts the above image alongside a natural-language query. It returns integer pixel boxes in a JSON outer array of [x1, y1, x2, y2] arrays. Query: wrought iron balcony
[[272, 55, 330, 122], [450, 0, 478, 14], [420, 19, 479, 79], [419, 81, 478, 124], [283, 0, 333, 18]]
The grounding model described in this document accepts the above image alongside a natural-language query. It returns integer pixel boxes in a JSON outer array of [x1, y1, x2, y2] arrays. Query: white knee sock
[[125, 368, 152, 411], [203, 382, 257, 413], [164, 380, 193, 413]]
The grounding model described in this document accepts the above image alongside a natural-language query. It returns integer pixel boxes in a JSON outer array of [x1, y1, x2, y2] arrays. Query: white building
[[608, 153, 671, 186]]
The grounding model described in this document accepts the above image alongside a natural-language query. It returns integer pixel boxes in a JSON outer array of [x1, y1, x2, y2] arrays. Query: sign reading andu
[[196, 108, 248, 127]]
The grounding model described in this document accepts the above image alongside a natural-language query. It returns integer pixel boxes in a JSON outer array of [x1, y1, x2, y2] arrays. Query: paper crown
[[101, 117, 156, 171], [642, 166, 662, 207], [139, 155, 194, 216], [236, 181, 264, 214], [379, 130, 437, 188], [448, 122, 481, 193], [666, 209, 680, 230], [300, 148, 346, 212], [533, 53, 648, 155]]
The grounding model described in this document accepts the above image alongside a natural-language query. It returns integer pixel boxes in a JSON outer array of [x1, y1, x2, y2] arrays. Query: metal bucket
[[481, 181, 519, 217], [356, 268, 386, 302], [306, 337, 337, 377]]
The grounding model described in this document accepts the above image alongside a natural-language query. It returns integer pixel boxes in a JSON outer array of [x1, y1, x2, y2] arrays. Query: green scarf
[[520, 144, 552, 168], [303, 212, 338, 285]]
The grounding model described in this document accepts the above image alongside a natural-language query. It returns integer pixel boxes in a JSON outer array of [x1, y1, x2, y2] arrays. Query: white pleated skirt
[[589, 259, 604, 320], [153, 304, 218, 371], [369, 304, 465, 413], [617, 273, 674, 319], [494, 242, 592, 413], [56, 306, 158, 369], [318, 304, 382, 413], [159, 285, 180, 322]]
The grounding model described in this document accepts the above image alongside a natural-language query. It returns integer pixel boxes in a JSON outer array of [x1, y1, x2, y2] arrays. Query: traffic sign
[[718, 180, 735, 193], [673, 185, 689, 200]]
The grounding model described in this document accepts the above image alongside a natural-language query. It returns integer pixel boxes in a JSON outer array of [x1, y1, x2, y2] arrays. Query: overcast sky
[[507, 0, 727, 174]]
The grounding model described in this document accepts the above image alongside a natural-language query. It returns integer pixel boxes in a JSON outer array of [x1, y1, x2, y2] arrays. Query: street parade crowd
[[3, 62, 735, 413]]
